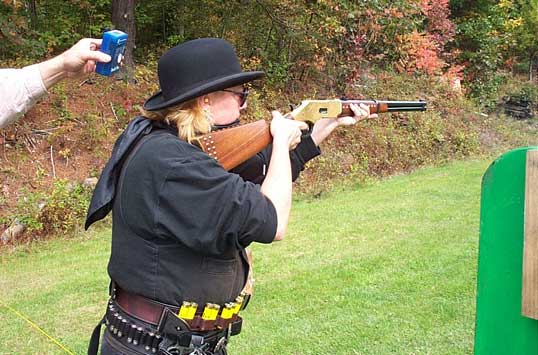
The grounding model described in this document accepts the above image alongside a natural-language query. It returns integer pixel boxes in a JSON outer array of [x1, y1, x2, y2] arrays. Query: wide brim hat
[[143, 38, 264, 111]]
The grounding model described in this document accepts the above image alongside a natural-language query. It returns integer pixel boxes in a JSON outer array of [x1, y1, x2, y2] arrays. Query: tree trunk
[[528, 52, 538, 83], [530, 53, 533, 82], [112, 0, 136, 81], [27, 0, 38, 30]]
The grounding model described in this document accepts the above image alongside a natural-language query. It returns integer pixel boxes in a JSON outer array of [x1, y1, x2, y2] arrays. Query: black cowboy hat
[[143, 38, 264, 111]]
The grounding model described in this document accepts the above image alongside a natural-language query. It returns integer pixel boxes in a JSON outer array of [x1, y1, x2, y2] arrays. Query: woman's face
[[206, 85, 247, 125]]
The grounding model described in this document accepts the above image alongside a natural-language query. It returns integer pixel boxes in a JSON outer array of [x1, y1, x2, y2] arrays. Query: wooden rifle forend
[[193, 99, 427, 170]]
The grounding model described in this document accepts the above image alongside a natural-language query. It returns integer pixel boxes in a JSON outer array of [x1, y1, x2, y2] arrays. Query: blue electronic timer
[[96, 30, 128, 76]]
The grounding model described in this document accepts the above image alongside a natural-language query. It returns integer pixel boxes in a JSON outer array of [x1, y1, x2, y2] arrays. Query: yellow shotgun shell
[[188, 302, 198, 319], [220, 303, 235, 319], [233, 295, 244, 314], [178, 301, 194, 320], [202, 303, 220, 320]]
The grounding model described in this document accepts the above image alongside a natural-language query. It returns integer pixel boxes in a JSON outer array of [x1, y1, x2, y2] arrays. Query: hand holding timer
[[95, 30, 128, 76]]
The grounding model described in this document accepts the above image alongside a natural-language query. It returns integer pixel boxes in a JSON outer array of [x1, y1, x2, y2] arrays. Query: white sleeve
[[0, 64, 47, 129]]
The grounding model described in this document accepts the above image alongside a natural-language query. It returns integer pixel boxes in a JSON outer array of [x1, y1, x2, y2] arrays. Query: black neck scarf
[[84, 116, 175, 229]]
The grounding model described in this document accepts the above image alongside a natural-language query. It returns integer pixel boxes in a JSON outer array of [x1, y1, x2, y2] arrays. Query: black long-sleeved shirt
[[231, 132, 321, 184]]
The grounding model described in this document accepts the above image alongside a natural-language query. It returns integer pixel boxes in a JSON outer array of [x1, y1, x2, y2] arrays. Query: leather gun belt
[[115, 286, 175, 326], [114, 285, 245, 332]]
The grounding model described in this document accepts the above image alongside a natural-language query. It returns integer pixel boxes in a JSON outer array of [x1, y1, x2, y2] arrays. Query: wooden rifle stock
[[193, 99, 426, 170], [192, 120, 271, 171]]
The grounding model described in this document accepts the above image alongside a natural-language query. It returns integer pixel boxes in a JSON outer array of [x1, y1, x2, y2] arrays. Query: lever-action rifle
[[193, 99, 427, 171]]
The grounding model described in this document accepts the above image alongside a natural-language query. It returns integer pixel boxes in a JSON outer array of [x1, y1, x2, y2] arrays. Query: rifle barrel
[[383, 100, 427, 108], [387, 107, 427, 112], [341, 100, 427, 114]]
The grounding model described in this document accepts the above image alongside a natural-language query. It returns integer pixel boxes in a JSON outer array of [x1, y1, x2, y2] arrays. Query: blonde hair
[[140, 99, 212, 143]]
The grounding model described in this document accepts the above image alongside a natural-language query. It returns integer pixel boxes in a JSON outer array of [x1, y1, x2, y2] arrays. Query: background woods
[[1, 0, 538, 242], [2, 0, 538, 98]]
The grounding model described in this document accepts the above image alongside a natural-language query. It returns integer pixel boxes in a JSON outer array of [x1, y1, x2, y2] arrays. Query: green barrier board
[[475, 147, 538, 354]]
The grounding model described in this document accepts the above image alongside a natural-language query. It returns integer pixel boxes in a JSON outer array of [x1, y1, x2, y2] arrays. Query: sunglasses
[[221, 86, 249, 106]]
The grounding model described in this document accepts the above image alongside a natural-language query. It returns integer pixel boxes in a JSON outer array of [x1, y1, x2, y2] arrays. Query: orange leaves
[[398, 31, 444, 75], [383, 7, 404, 19], [2, 0, 24, 9], [389, 0, 456, 77], [420, 0, 455, 49], [415, 48, 443, 75]]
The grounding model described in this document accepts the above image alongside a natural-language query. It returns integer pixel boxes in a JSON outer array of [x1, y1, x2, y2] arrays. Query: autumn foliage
[[1, 0, 536, 104]]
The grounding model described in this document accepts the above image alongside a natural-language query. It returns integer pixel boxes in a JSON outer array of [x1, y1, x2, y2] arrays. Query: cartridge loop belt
[[105, 301, 162, 353]]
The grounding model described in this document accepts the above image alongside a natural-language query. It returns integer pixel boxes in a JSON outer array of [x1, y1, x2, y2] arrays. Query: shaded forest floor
[[1, 76, 152, 203]]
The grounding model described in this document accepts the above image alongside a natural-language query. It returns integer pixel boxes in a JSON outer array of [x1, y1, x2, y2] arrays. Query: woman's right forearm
[[260, 142, 292, 241]]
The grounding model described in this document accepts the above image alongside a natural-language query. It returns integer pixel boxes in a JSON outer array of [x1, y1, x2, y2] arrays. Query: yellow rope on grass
[[0, 300, 75, 355]]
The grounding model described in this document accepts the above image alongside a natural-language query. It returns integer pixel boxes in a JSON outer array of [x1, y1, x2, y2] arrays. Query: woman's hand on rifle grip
[[270, 111, 309, 151]]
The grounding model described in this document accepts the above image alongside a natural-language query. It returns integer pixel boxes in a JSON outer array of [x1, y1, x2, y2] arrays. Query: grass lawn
[[0, 158, 490, 354]]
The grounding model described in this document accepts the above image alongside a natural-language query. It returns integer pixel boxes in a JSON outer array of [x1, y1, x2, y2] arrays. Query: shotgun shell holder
[[188, 302, 198, 320], [239, 292, 250, 311], [215, 302, 235, 329], [233, 295, 243, 315], [200, 303, 220, 330]]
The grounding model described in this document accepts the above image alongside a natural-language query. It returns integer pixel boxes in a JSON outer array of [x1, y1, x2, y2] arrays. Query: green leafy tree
[[451, 0, 506, 107], [499, 0, 538, 80], [0, 1, 46, 60], [0, 0, 111, 60]]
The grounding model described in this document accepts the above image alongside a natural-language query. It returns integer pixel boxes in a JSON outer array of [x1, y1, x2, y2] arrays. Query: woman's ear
[[199, 95, 210, 107]]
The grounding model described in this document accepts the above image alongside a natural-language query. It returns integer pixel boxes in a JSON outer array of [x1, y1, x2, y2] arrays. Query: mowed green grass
[[0, 159, 490, 354]]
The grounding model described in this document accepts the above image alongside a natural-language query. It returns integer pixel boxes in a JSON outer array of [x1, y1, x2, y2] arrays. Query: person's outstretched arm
[[0, 38, 111, 129]]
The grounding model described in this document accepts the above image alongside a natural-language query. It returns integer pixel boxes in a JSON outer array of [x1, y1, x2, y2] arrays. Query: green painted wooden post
[[475, 147, 538, 355]]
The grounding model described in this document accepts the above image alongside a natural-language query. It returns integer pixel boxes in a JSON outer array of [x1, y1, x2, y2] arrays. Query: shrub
[[11, 188, 46, 233], [38, 180, 92, 236], [4, 180, 92, 241]]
